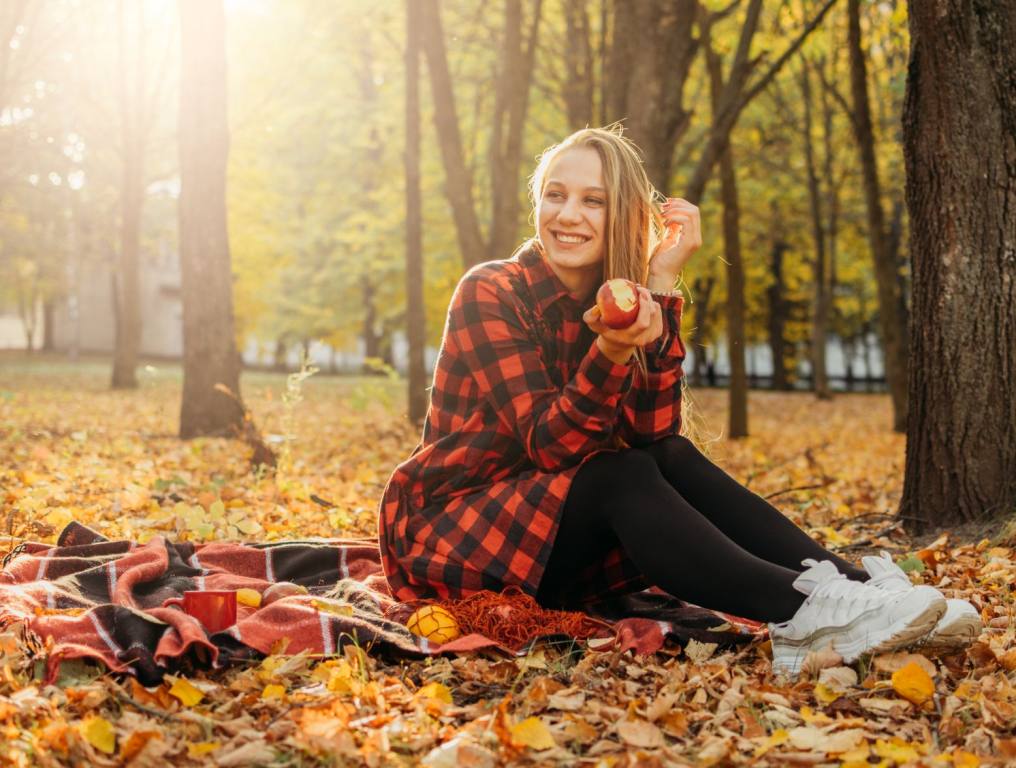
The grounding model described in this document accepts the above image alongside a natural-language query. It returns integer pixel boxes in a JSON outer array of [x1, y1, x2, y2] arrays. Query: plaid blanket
[[0, 522, 761, 686]]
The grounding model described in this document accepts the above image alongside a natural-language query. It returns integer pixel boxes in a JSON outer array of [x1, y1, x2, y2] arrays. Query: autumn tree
[[898, 1, 1016, 531], [843, 0, 908, 431], [418, 0, 543, 268], [405, 0, 427, 424], [177, 0, 245, 438]]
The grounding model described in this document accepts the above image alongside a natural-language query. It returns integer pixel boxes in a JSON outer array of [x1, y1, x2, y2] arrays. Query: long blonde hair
[[527, 123, 665, 380]]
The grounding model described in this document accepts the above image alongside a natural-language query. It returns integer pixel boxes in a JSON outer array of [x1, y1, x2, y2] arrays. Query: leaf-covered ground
[[1, 355, 1013, 766]]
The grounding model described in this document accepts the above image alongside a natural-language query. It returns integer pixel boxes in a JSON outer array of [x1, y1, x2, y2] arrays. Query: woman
[[378, 126, 979, 675]]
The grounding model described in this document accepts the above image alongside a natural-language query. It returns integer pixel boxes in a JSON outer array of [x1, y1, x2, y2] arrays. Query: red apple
[[596, 278, 641, 329], [262, 581, 309, 606]]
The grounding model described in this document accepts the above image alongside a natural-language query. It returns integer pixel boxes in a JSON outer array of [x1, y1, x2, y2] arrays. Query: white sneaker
[[862, 551, 982, 653], [770, 560, 947, 676]]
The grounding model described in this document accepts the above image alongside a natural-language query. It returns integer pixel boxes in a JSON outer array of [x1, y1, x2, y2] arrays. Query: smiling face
[[536, 146, 608, 298]]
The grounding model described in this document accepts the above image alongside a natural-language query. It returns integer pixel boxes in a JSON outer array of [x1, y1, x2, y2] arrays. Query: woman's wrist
[[596, 336, 634, 365], [647, 272, 679, 293]]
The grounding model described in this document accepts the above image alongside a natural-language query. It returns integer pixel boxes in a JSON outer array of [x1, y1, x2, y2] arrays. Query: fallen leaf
[[511, 717, 555, 750], [891, 661, 935, 706], [167, 676, 205, 707], [261, 684, 286, 700], [186, 741, 220, 757], [615, 717, 664, 748], [415, 682, 453, 705], [79, 715, 116, 755], [684, 638, 717, 663], [875, 652, 936, 677]]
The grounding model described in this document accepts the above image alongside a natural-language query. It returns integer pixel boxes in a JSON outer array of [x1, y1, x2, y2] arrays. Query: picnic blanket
[[0, 521, 763, 686]]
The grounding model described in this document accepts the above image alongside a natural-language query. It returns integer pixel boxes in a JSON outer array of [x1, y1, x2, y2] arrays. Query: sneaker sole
[[772, 590, 946, 676], [919, 615, 983, 654]]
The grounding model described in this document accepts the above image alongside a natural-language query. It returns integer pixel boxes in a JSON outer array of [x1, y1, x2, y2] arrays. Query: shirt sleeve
[[618, 293, 687, 447], [446, 270, 634, 473]]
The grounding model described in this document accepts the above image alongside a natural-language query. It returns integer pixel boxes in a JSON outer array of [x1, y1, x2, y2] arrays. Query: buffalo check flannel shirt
[[378, 244, 686, 604]]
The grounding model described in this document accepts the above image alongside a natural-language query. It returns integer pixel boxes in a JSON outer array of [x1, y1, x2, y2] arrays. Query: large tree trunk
[[561, 0, 594, 130], [847, 0, 907, 431], [604, 0, 698, 192], [177, 0, 245, 439], [405, 0, 427, 425], [489, 0, 542, 261], [110, 0, 144, 390], [899, 0, 1016, 532], [800, 59, 830, 399], [706, 41, 747, 438]]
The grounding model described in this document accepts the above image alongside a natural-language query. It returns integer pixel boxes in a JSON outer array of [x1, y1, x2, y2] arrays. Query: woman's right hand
[[583, 285, 663, 365]]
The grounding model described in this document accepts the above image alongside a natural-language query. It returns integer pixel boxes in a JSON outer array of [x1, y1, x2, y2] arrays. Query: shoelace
[[812, 574, 883, 607]]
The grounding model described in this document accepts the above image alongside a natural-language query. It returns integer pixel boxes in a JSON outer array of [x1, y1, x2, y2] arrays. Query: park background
[[0, 0, 1014, 764]]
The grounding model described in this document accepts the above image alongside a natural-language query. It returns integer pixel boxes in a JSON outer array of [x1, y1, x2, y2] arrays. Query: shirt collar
[[515, 242, 597, 314]]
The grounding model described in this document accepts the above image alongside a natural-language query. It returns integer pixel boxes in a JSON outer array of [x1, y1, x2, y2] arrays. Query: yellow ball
[[406, 605, 461, 644]]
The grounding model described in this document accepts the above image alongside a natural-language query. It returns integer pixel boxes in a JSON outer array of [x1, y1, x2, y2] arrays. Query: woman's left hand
[[648, 198, 702, 280]]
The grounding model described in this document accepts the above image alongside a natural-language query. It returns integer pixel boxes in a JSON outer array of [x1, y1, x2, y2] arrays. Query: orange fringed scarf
[[436, 587, 612, 650]]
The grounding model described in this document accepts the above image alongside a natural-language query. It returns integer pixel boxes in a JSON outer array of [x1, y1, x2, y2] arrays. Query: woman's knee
[[644, 434, 702, 467], [579, 448, 666, 494]]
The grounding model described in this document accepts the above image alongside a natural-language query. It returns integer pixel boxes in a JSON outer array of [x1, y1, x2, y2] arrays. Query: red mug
[[165, 590, 237, 633]]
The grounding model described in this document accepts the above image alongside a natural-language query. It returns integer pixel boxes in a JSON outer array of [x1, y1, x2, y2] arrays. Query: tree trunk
[[604, 0, 698, 192], [405, 0, 428, 425], [489, 0, 543, 261], [110, 0, 144, 390], [899, 0, 1016, 532], [689, 275, 714, 387], [177, 0, 245, 439], [707, 42, 747, 438], [800, 59, 831, 399], [418, 0, 485, 268], [766, 230, 790, 392], [42, 298, 55, 351], [847, 0, 907, 432], [362, 274, 380, 364], [561, 0, 594, 130], [821, 56, 841, 396]]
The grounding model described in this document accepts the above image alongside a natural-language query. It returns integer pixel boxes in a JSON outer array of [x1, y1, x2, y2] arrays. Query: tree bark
[[899, 0, 1016, 532], [800, 58, 830, 399], [110, 0, 145, 389], [177, 0, 245, 439], [689, 275, 714, 387], [405, 0, 427, 425], [603, 0, 698, 192], [706, 40, 747, 438], [561, 0, 594, 130], [766, 220, 791, 392], [489, 0, 543, 261], [847, 0, 907, 431]]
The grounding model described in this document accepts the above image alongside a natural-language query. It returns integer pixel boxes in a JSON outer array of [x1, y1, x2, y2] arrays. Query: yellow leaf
[[187, 742, 221, 757], [891, 661, 935, 706], [814, 682, 842, 704], [79, 716, 116, 755], [511, 717, 556, 750], [262, 684, 286, 700], [237, 588, 262, 608], [415, 682, 453, 705], [873, 737, 923, 763], [951, 749, 980, 768], [167, 676, 205, 707], [753, 728, 789, 757]]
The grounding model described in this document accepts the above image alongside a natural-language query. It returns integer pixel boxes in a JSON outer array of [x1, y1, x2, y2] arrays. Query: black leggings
[[537, 435, 868, 622]]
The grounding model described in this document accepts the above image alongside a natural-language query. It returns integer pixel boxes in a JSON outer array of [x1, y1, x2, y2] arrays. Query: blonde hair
[[527, 123, 665, 380]]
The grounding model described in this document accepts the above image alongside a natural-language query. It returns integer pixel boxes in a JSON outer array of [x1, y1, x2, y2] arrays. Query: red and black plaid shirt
[[378, 244, 686, 604]]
